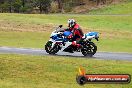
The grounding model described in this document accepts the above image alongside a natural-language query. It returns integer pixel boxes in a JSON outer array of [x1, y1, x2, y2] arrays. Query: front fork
[[49, 39, 63, 50]]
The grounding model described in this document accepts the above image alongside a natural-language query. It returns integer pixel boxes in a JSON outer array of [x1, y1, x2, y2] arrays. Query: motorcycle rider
[[63, 19, 84, 53], [67, 19, 84, 46]]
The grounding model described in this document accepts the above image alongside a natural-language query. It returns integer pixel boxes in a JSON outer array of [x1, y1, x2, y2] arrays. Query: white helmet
[[68, 19, 76, 27]]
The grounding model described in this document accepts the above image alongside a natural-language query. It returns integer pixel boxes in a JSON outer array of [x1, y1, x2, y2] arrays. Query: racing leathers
[[68, 23, 84, 44]]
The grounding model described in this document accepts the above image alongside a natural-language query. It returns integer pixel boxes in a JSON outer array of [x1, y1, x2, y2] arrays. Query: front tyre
[[45, 41, 53, 54], [45, 41, 60, 54], [81, 42, 97, 57]]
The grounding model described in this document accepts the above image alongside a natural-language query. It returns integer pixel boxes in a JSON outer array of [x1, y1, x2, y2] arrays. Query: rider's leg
[[71, 35, 82, 47]]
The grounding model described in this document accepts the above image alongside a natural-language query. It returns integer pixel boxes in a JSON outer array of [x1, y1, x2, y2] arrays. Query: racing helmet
[[68, 19, 76, 28]]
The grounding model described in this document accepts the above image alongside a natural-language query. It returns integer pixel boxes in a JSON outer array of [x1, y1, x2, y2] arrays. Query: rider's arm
[[64, 28, 70, 31]]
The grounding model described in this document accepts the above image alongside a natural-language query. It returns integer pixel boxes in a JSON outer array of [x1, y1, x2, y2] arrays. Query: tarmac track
[[0, 46, 132, 61]]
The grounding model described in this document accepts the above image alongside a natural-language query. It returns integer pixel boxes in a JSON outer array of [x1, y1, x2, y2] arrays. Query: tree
[[8, 0, 13, 13], [13, 0, 22, 13], [20, 0, 29, 13], [95, 0, 106, 5], [22, 0, 25, 7], [0, 1, 10, 13], [33, 0, 52, 13], [56, 0, 64, 12]]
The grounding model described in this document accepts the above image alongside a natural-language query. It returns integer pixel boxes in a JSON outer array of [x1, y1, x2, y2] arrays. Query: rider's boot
[[72, 41, 81, 48]]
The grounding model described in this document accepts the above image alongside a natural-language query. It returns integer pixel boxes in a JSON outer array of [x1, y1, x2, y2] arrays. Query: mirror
[[59, 25, 63, 28]]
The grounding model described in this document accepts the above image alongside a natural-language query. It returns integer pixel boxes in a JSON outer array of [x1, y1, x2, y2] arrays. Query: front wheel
[[81, 42, 97, 57], [45, 41, 60, 54]]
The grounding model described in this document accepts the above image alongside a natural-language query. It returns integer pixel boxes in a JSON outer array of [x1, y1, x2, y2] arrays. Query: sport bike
[[45, 25, 99, 57]]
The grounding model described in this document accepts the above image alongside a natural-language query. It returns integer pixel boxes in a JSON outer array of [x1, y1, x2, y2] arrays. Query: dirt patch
[[0, 21, 55, 32], [0, 20, 131, 39]]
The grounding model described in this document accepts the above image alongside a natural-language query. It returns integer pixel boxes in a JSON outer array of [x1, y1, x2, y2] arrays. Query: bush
[[13, 0, 22, 13], [0, 2, 9, 12], [20, 3, 33, 13], [50, 1, 58, 13]]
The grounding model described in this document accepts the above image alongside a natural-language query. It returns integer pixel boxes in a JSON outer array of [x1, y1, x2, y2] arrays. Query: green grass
[[0, 13, 132, 52], [88, 2, 132, 15], [0, 54, 132, 88], [97, 38, 132, 53], [0, 13, 132, 31], [0, 31, 50, 48]]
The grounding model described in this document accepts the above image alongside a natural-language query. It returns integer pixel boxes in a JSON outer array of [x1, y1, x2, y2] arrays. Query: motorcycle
[[45, 25, 99, 57]]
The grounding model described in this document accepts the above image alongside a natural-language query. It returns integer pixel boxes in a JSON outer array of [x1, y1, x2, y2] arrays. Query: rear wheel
[[45, 41, 60, 54], [81, 42, 97, 57]]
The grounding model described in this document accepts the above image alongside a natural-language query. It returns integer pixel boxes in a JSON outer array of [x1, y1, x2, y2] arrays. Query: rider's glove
[[68, 34, 73, 39]]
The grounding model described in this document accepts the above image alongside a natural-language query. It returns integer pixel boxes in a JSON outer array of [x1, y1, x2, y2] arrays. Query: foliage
[[20, 3, 33, 13], [0, 0, 129, 13], [0, 0, 52, 13], [0, 1, 10, 12], [12, 0, 22, 13], [33, 0, 52, 13]]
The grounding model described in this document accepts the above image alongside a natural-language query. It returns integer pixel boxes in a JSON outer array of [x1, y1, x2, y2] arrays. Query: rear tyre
[[81, 42, 97, 57]]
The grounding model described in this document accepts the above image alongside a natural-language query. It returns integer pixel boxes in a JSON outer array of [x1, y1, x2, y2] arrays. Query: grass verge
[[0, 54, 132, 88], [88, 1, 132, 15]]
